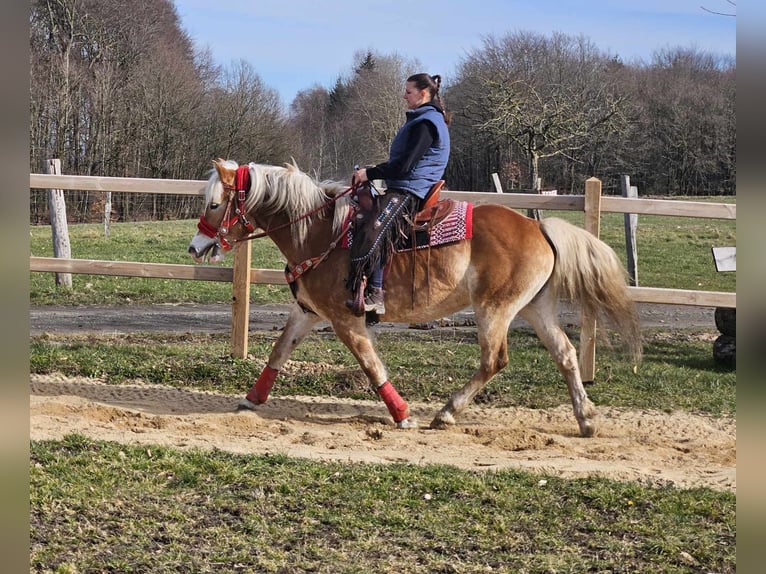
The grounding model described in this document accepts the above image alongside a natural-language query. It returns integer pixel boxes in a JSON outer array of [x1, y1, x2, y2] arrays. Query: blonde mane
[[207, 161, 353, 247]]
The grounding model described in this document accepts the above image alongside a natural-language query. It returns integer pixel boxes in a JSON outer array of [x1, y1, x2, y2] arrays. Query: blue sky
[[172, 0, 736, 105]]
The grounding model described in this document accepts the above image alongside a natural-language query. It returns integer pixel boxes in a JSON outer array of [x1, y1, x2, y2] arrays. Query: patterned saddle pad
[[343, 200, 473, 253]]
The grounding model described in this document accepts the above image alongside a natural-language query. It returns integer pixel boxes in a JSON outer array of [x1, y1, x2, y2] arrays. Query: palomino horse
[[188, 160, 641, 437]]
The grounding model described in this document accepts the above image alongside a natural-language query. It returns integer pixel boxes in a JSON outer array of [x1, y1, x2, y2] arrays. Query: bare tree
[[345, 50, 415, 165], [199, 60, 289, 165], [290, 86, 331, 177], [30, 0, 292, 220], [288, 50, 421, 181], [458, 31, 628, 192], [629, 47, 736, 195]]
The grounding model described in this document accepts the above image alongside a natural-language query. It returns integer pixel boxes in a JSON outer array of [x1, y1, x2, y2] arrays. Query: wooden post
[[528, 176, 541, 221], [44, 159, 72, 288], [491, 172, 503, 193], [579, 177, 602, 383], [621, 175, 638, 286], [104, 191, 112, 238], [230, 240, 252, 359]]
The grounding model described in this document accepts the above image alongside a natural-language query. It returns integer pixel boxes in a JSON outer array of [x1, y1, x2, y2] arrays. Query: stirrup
[[345, 280, 367, 316]]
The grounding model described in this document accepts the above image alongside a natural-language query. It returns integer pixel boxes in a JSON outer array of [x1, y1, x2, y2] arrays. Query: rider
[[347, 73, 451, 315]]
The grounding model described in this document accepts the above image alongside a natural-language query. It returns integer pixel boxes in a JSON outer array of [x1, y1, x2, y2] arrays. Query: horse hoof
[[429, 412, 455, 429], [396, 418, 418, 429], [237, 398, 259, 411], [578, 420, 597, 437]]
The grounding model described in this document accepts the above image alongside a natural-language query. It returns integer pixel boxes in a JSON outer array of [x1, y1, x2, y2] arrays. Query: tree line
[[30, 0, 735, 224]]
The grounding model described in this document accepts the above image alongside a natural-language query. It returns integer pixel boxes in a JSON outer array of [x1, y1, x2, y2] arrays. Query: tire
[[714, 307, 736, 337], [713, 334, 736, 369]]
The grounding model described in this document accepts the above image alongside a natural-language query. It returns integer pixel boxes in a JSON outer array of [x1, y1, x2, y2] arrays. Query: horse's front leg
[[332, 319, 417, 429], [238, 303, 322, 410]]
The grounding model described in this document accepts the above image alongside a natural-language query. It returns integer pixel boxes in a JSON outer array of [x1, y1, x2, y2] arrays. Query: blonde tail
[[540, 217, 642, 362]]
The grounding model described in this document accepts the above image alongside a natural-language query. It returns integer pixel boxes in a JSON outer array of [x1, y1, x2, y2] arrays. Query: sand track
[[30, 373, 735, 492]]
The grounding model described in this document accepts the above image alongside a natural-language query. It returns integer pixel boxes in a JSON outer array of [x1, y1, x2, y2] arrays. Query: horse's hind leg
[[431, 307, 513, 428], [520, 290, 597, 437], [239, 303, 322, 409]]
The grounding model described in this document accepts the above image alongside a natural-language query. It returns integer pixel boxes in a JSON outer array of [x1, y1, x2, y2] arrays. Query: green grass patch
[[30, 328, 736, 416], [29, 220, 294, 305], [31, 435, 735, 573]]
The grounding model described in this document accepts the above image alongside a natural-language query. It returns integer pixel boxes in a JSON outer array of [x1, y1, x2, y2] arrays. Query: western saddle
[[413, 179, 453, 228]]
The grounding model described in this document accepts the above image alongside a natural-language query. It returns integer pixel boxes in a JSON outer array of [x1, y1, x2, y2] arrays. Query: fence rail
[[28, 256, 285, 283], [28, 174, 207, 195], [30, 172, 736, 377], [27, 256, 736, 308], [30, 174, 737, 219]]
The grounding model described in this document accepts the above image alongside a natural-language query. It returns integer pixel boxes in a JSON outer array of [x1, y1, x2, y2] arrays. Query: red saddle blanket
[[342, 200, 473, 252]]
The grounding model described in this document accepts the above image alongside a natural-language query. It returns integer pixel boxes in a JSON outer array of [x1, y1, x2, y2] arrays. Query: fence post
[[491, 172, 503, 193], [528, 177, 542, 221], [44, 159, 72, 288], [621, 175, 638, 286], [230, 240, 252, 359], [579, 177, 602, 384], [104, 191, 112, 238]]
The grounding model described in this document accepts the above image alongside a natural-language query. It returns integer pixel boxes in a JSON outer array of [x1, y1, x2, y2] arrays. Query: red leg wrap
[[245, 366, 279, 404], [377, 381, 410, 423]]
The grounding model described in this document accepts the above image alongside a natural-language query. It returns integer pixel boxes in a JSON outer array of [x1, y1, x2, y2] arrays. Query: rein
[[238, 183, 355, 245], [285, 214, 354, 284]]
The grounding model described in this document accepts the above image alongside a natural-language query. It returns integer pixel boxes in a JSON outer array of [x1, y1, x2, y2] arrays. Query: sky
[[172, 0, 736, 106]]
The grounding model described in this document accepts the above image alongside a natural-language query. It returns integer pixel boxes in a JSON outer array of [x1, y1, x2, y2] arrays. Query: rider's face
[[403, 82, 429, 109]]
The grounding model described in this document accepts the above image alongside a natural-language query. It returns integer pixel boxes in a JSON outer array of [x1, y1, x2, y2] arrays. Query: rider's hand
[[352, 168, 368, 186]]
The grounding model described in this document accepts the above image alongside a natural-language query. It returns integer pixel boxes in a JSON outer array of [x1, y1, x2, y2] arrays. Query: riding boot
[[364, 287, 385, 314]]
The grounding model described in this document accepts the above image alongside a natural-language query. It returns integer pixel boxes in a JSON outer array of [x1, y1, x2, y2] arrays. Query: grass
[[29, 220, 294, 305], [30, 327, 736, 416], [30, 435, 736, 573]]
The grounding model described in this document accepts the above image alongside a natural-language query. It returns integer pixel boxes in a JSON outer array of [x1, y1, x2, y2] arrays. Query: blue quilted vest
[[385, 104, 450, 199]]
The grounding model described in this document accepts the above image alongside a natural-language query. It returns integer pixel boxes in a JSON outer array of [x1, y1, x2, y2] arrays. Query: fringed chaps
[[346, 190, 415, 295]]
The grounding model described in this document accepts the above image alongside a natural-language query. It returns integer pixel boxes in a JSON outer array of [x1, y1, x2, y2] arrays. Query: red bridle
[[197, 165, 254, 251], [197, 164, 357, 253]]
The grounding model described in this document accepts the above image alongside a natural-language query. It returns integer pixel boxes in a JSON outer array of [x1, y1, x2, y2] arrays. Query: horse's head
[[189, 158, 356, 263], [188, 158, 254, 263]]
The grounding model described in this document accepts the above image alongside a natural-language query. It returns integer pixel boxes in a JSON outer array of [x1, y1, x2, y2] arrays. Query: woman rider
[[346, 73, 451, 316]]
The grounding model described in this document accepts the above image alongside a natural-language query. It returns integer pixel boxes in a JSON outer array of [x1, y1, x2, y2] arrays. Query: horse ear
[[213, 158, 235, 188]]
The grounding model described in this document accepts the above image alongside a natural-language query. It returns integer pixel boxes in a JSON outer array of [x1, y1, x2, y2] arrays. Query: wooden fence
[[29, 172, 736, 381]]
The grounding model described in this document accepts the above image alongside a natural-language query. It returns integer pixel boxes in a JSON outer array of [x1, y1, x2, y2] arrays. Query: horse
[[188, 159, 642, 437]]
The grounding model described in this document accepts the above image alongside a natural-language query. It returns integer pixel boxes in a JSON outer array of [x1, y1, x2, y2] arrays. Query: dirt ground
[[29, 303, 736, 492], [29, 301, 718, 335]]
